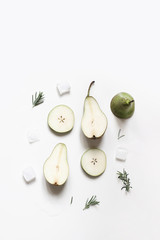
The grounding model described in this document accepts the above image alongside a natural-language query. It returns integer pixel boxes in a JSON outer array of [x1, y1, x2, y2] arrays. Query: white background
[[0, 0, 160, 239]]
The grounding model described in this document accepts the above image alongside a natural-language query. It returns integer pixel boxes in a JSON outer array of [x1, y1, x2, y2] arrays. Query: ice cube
[[23, 167, 36, 183], [57, 81, 70, 95], [27, 129, 40, 143], [116, 148, 128, 161]]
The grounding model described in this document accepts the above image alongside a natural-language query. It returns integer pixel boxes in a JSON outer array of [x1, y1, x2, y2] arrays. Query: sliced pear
[[48, 105, 74, 133], [43, 143, 69, 185], [81, 81, 108, 139], [81, 148, 106, 177]]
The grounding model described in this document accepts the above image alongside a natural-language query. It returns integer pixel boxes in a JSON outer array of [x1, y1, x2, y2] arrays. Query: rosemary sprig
[[83, 195, 99, 210], [118, 129, 125, 140], [70, 196, 73, 205], [117, 169, 132, 192], [32, 92, 44, 107]]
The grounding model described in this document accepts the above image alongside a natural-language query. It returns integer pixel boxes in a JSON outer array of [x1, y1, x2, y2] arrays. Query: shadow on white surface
[[23, 178, 36, 185], [44, 179, 66, 195], [79, 128, 102, 149], [35, 176, 70, 217], [114, 116, 130, 129]]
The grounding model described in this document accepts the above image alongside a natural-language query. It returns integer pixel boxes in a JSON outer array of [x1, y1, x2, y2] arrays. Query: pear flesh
[[43, 143, 69, 185], [81, 81, 108, 139], [81, 148, 107, 177], [48, 105, 74, 133]]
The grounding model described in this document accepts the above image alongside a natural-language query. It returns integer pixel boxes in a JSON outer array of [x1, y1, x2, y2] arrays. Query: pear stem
[[129, 100, 134, 104], [87, 81, 95, 97]]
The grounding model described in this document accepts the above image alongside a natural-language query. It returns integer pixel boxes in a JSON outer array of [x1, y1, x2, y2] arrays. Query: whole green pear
[[110, 92, 135, 119]]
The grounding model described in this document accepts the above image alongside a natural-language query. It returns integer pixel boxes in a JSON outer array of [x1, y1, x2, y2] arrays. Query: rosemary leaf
[[117, 169, 132, 192], [118, 129, 125, 140], [70, 196, 73, 205], [83, 195, 99, 210], [32, 92, 44, 107]]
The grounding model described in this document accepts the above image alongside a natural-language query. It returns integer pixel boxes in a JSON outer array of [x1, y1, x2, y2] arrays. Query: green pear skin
[[110, 92, 135, 119]]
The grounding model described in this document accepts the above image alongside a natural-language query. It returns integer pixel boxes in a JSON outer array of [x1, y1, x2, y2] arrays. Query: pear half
[[48, 105, 74, 133], [81, 81, 108, 139], [81, 148, 107, 177], [43, 143, 69, 185]]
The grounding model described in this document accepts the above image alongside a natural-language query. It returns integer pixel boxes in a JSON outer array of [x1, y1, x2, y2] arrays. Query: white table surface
[[0, 0, 160, 239]]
